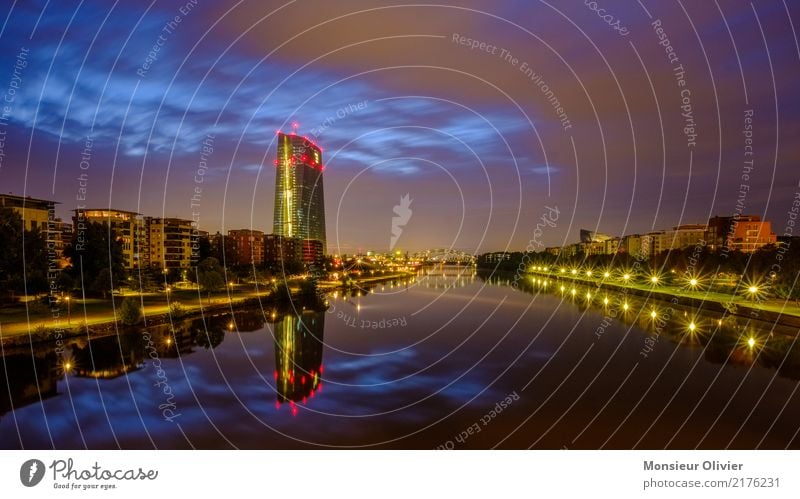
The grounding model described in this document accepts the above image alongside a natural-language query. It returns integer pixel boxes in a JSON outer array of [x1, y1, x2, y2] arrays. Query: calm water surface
[[2, 266, 799, 449]]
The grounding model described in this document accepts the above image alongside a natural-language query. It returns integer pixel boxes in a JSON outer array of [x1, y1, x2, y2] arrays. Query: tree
[[65, 221, 126, 295], [197, 257, 225, 295], [160, 267, 182, 286], [92, 268, 114, 299], [0, 208, 23, 293], [56, 272, 75, 293], [119, 297, 142, 325], [0, 207, 49, 298], [22, 227, 49, 294]]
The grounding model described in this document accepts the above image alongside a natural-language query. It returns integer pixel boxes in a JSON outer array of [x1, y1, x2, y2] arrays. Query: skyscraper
[[273, 132, 327, 263]]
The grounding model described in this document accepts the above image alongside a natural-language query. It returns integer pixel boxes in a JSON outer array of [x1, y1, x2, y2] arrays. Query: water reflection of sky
[[2, 272, 799, 449]]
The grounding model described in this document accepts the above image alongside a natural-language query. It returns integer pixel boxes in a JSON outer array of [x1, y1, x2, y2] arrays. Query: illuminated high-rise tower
[[273, 131, 326, 263]]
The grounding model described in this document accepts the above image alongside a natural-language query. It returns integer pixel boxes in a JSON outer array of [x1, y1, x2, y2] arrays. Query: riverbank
[[0, 272, 415, 347], [519, 268, 800, 328]]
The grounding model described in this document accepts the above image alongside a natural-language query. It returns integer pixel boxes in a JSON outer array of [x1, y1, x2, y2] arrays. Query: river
[[1, 265, 798, 449]]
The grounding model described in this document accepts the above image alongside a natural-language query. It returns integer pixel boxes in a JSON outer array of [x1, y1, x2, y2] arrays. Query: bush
[[169, 301, 186, 319], [30, 323, 50, 341], [119, 297, 142, 326], [298, 278, 319, 298]]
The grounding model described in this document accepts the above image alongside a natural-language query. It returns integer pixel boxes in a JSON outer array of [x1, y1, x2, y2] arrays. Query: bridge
[[420, 250, 476, 265]]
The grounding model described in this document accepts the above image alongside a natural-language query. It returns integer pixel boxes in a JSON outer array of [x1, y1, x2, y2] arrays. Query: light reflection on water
[[1, 266, 798, 449]]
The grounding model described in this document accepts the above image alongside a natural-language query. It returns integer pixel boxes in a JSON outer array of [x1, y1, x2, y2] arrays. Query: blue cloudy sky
[[0, 0, 798, 252]]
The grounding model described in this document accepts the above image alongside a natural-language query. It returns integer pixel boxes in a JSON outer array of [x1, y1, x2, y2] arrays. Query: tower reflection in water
[[273, 309, 325, 415]]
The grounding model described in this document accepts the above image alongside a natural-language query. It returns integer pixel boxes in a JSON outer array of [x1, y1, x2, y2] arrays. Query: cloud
[[526, 165, 561, 175]]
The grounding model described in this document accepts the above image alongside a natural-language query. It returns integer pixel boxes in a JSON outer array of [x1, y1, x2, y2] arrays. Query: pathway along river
[[1, 265, 798, 449]]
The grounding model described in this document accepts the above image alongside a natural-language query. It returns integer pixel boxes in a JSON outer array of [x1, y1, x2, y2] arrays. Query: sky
[[0, 0, 798, 254]]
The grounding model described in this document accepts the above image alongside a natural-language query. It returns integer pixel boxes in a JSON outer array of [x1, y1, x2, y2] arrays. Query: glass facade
[[273, 133, 326, 260]]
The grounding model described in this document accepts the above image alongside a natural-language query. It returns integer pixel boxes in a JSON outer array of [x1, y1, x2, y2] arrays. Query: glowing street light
[[650, 275, 659, 285], [586, 270, 593, 277], [603, 296, 609, 305], [747, 337, 756, 348], [622, 273, 631, 283], [742, 277, 764, 300], [603, 271, 610, 278], [623, 302, 629, 311], [689, 278, 698, 287], [650, 310, 657, 319], [688, 322, 696, 332], [571, 269, 578, 275]]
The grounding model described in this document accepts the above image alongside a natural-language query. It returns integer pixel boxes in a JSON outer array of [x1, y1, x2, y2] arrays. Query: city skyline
[[0, 1, 798, 254]]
